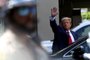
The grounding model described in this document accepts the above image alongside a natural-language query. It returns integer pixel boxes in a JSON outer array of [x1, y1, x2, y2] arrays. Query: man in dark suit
[[49, 7, 78, 53]]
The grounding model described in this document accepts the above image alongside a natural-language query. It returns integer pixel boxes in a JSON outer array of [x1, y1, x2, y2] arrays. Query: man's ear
[[71, 22, 72, 25]]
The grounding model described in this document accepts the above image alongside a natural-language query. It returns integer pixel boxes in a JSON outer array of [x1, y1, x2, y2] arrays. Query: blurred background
[[0, 0, 90, 41]]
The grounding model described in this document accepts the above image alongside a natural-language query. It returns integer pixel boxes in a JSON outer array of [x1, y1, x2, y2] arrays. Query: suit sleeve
[[49, 16, 64, 34], [50, 19, 59, 33]]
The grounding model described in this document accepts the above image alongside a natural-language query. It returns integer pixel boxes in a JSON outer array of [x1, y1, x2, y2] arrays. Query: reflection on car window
[[65, 41, 90, 57], [76, 25, 90, 37]]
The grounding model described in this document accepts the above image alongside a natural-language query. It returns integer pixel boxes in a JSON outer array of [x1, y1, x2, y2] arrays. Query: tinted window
[[64, 41, 90, 57], [75, 25, 90, 37]]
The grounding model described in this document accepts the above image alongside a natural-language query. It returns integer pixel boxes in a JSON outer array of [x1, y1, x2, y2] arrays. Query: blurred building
[[0, 0, 90, 40]]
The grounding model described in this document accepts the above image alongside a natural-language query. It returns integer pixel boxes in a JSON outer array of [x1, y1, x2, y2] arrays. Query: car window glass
[[75, 25, 90, 37], [64, 41, 90, 57], [82, 26, 90, 36]]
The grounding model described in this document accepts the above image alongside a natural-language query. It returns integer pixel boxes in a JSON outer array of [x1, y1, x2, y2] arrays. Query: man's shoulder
[[71, 30, 76, 33], [70, 30, 78, 36], [0, 30, 16, 41], [70, 30, 78, 39], [72, 31, 78, 35]]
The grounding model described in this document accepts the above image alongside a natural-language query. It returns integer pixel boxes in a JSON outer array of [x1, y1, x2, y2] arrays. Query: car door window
[[63, 41, 90, 57], [75, 25, 90, 37]]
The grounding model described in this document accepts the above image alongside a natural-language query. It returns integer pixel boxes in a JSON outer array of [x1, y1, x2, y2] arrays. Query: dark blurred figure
[[73, 47, 85, 60], [0, 0, 49, 60], [49, 7, 78, 54], [73, 38, 90, 60]]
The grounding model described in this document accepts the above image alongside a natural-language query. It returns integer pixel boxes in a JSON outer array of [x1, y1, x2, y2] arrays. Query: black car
[[49, 35, 90, 60]]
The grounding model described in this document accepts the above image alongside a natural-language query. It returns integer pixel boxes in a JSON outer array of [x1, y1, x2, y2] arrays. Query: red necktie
[[67, 31, 72, 45], [68, 34, 72, 45]]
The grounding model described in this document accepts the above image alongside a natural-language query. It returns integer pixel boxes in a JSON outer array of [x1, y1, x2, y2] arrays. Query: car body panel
[[72, 21, 90, 32]]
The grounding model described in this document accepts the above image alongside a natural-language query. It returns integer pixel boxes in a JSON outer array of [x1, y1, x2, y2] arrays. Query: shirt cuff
[[49, 16, 56, 21]]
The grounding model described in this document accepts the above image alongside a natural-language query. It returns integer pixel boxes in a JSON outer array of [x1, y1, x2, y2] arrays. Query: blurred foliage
[[81, 12, 90, 20]]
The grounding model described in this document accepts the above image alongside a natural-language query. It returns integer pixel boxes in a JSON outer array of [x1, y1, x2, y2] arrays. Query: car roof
[[72, 20, 90, 32]]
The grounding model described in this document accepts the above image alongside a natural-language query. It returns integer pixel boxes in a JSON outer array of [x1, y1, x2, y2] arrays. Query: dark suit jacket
[[50, 20, 78, 53]]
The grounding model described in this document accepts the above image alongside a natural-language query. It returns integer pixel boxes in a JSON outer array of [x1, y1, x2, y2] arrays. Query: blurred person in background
[[49, 7, 78, 54], [0, 0, 49, 60]]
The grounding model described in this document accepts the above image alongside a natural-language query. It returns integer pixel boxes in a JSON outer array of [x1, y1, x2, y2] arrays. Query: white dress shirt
[[68, 30, 75, 43]]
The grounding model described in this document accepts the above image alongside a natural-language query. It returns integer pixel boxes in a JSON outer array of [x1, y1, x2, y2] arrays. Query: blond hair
[[61, 17, 72, 22]]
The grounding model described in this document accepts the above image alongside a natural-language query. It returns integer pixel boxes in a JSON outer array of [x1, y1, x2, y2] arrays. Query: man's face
[[61, 19, 71, 30], [12, 6, 37, 33]]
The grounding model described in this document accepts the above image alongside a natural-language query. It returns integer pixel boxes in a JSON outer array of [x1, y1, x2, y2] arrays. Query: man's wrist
[[49, 16, 56, 21]]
